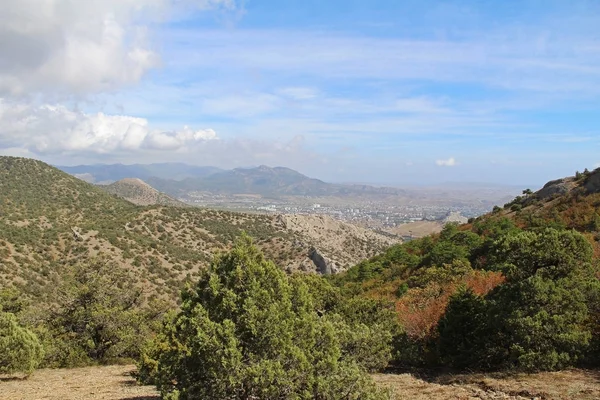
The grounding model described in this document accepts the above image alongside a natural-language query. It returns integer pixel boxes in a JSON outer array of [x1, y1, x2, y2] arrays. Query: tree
[[0, 311, 44, 375], [42, 257, 166, 367], [484, 275, 591, 371], [437, 228, 596, 372], [139, 236, 390, 400], [437, 287, 487, 369], [488, 228, 593, 281]]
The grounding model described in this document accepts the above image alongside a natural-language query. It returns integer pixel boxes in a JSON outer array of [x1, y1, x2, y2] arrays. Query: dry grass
[[3, 366, 600, 400], [374, 369, 600, 400], [388, 220, 444, 238], [0, 365, 158, 400]]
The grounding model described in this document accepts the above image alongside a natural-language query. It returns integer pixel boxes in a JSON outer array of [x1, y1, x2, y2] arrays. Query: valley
[[3, 157, 600, 400], [59, 162, 520, 234]]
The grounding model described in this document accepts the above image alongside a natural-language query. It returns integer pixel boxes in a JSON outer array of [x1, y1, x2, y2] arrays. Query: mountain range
[[57, 163, 404, 197], [58, 163, 222, 184]]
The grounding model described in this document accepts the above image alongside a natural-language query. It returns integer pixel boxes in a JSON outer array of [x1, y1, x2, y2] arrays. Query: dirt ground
[[388, 220, 444, 238], [2, 365, 600, 400], [374, 369, 600, 400], [0, 365, 158, 400]]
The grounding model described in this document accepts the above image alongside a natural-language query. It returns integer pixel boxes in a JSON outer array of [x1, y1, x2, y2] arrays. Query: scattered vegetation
[[3, 155, 600, 399], [138, 236, 392, 400]]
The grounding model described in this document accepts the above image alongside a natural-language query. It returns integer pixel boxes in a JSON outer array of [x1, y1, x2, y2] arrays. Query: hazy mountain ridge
[[58, 163, 406, 197], [58, 163, 223, 183]]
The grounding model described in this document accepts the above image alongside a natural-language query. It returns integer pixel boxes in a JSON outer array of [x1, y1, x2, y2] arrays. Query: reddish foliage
[[465, 270, 505, 296], [395, 270, 505, 340], [395, 284, 452, 340]]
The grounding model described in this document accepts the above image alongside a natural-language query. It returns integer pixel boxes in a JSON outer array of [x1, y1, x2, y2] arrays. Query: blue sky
[[1, 0, 599, 186]]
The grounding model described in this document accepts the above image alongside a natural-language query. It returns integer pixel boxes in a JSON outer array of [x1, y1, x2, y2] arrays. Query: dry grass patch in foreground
[[0, 365, 158, 400], [2, 366, 600, 400], [374, 369, 600, 400]]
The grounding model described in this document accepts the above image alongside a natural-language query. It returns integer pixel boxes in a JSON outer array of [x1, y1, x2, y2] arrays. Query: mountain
[[147, 165, 405, 197], [57, 163, 222, 183], [57, 162, 406, 197], [0, 156, 397, 301], [100, 178, 186, 207]]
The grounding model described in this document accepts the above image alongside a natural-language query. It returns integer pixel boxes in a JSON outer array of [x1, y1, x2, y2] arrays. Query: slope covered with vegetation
[[332, 167, 600, 371], [0, 157, 393, 301], [0, 156, 397, 372], [100, 178, 186, 206], [4, 159, 600, 398]]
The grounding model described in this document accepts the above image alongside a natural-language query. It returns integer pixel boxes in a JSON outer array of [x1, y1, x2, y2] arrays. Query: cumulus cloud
[[435, 157, 457, 167], [0, 0, 236, 96], [0, 100, 217, 154]]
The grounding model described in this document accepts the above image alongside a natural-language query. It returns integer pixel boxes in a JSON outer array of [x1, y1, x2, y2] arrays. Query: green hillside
[[331, 167, 600, 371], [0, 157, 393, 301]]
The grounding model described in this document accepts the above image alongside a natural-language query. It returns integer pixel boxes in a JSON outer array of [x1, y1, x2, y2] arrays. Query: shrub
[[484, 275, 591, 371], [0, 311, 44, 375], [139, 236, 390, 400], [41, 258, 168, 367], [437, 287, 488, 369], [437, 229, 596, 372]]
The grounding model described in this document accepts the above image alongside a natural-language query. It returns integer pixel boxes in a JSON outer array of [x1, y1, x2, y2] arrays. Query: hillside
[[332, 166, 600, 372], [100, 178, 186, 207], [0, 157, 396, 301]]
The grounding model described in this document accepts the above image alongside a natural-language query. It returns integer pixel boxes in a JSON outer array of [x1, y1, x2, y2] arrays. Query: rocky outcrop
[[584, 170, 600, 194], [536, 177, 576, 201], [308, 247, 336, 275]]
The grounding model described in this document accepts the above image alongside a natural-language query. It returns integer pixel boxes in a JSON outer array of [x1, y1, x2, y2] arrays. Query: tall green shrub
[[0, 311, 44, 375], [139, 236, 390, 400]]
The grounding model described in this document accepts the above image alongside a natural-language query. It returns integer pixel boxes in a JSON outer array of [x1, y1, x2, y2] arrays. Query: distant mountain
[[100, 178, 186, 207], [147, 165, 405, 197], [57, 163, 222, 183], [57, 162, 405, 197]]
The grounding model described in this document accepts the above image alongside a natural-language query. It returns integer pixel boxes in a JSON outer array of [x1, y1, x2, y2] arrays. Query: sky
[[0, 0, 599, 187]]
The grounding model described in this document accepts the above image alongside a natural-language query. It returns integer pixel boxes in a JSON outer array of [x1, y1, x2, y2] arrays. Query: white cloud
[[166, 25, 600, 96], [0, 100, 218, 154], [0, 0, 237, 96], [436, 157, 457, 167]]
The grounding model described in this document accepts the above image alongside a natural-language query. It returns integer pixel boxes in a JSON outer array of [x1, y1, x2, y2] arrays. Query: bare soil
[[374, 369, 600, 400], [2, 366, 600, 400], [388, 220, 443, 238], [0, 365, 158, 400]]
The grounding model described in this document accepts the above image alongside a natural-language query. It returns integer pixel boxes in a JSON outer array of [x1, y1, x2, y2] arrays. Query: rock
[[536, 178, 575, 201], [584, 170, 600, 194], [308, 247, 337, 275]]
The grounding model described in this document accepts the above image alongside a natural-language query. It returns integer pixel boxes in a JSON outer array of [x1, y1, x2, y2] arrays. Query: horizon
[[54, 158, 535, 189], [1, 1, 599, 186]]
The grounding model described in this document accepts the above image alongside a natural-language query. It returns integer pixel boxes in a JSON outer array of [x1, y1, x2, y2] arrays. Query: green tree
[[484, 275, 591, 371], [139, 236, 390, 400], [489, 228, 593, 281], [42, 258, 166, 367], [437, 287, 487, 369], [0, 311, 44, 375], [438, 228, 596, 371]]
